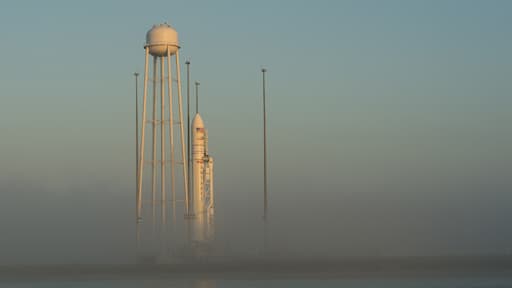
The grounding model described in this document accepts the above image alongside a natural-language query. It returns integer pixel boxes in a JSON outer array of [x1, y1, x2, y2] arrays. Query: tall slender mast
[[134, 71, 140, 248], [186, 60, 191, 214], [134, 72, 139, 208], [262, 68, 268, 222], [195, 81, 200, 114]]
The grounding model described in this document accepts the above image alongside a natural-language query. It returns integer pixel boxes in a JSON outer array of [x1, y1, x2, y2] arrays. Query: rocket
[[190, 113, 214, 242]]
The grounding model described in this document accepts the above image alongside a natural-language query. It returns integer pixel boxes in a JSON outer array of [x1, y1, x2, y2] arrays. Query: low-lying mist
[[1, 172, 512, 265]]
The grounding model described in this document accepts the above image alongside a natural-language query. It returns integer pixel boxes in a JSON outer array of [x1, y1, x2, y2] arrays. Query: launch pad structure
[[135, 23, 215, 262]]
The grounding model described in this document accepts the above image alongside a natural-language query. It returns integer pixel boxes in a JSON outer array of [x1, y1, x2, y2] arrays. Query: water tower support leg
[[175, 50, 189, 216], [137, 48, 150, 248], [167, 48, 176, 226], [160, 57, 166, 226]]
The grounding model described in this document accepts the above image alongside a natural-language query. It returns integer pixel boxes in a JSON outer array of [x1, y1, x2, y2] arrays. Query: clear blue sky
[[1, 0, 511, 260]]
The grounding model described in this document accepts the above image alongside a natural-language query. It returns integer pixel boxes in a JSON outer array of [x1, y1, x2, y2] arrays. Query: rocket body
[[190, 113, 214, 243], [192, 114, 205, 216]]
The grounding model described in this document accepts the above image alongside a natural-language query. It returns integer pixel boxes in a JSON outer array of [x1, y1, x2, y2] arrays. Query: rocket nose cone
[[192, 113, 204, 129]]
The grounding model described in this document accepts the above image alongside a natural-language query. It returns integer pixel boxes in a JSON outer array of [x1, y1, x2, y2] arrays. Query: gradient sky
[[0, 0, 511, 262]]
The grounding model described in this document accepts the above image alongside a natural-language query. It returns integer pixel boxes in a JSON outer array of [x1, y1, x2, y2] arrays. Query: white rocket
[[190, 113, 214, 242]]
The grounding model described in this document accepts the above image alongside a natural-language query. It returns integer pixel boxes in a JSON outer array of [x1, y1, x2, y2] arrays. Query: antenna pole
[[195, 81, 200, 114], [262, 68, 268, 222]]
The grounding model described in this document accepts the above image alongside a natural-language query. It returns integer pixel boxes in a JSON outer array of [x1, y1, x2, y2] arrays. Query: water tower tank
[[146, 23, 179, 56]]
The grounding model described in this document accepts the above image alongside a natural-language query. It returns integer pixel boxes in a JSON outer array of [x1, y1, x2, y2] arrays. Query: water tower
[[136, 23, 189, 242]]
